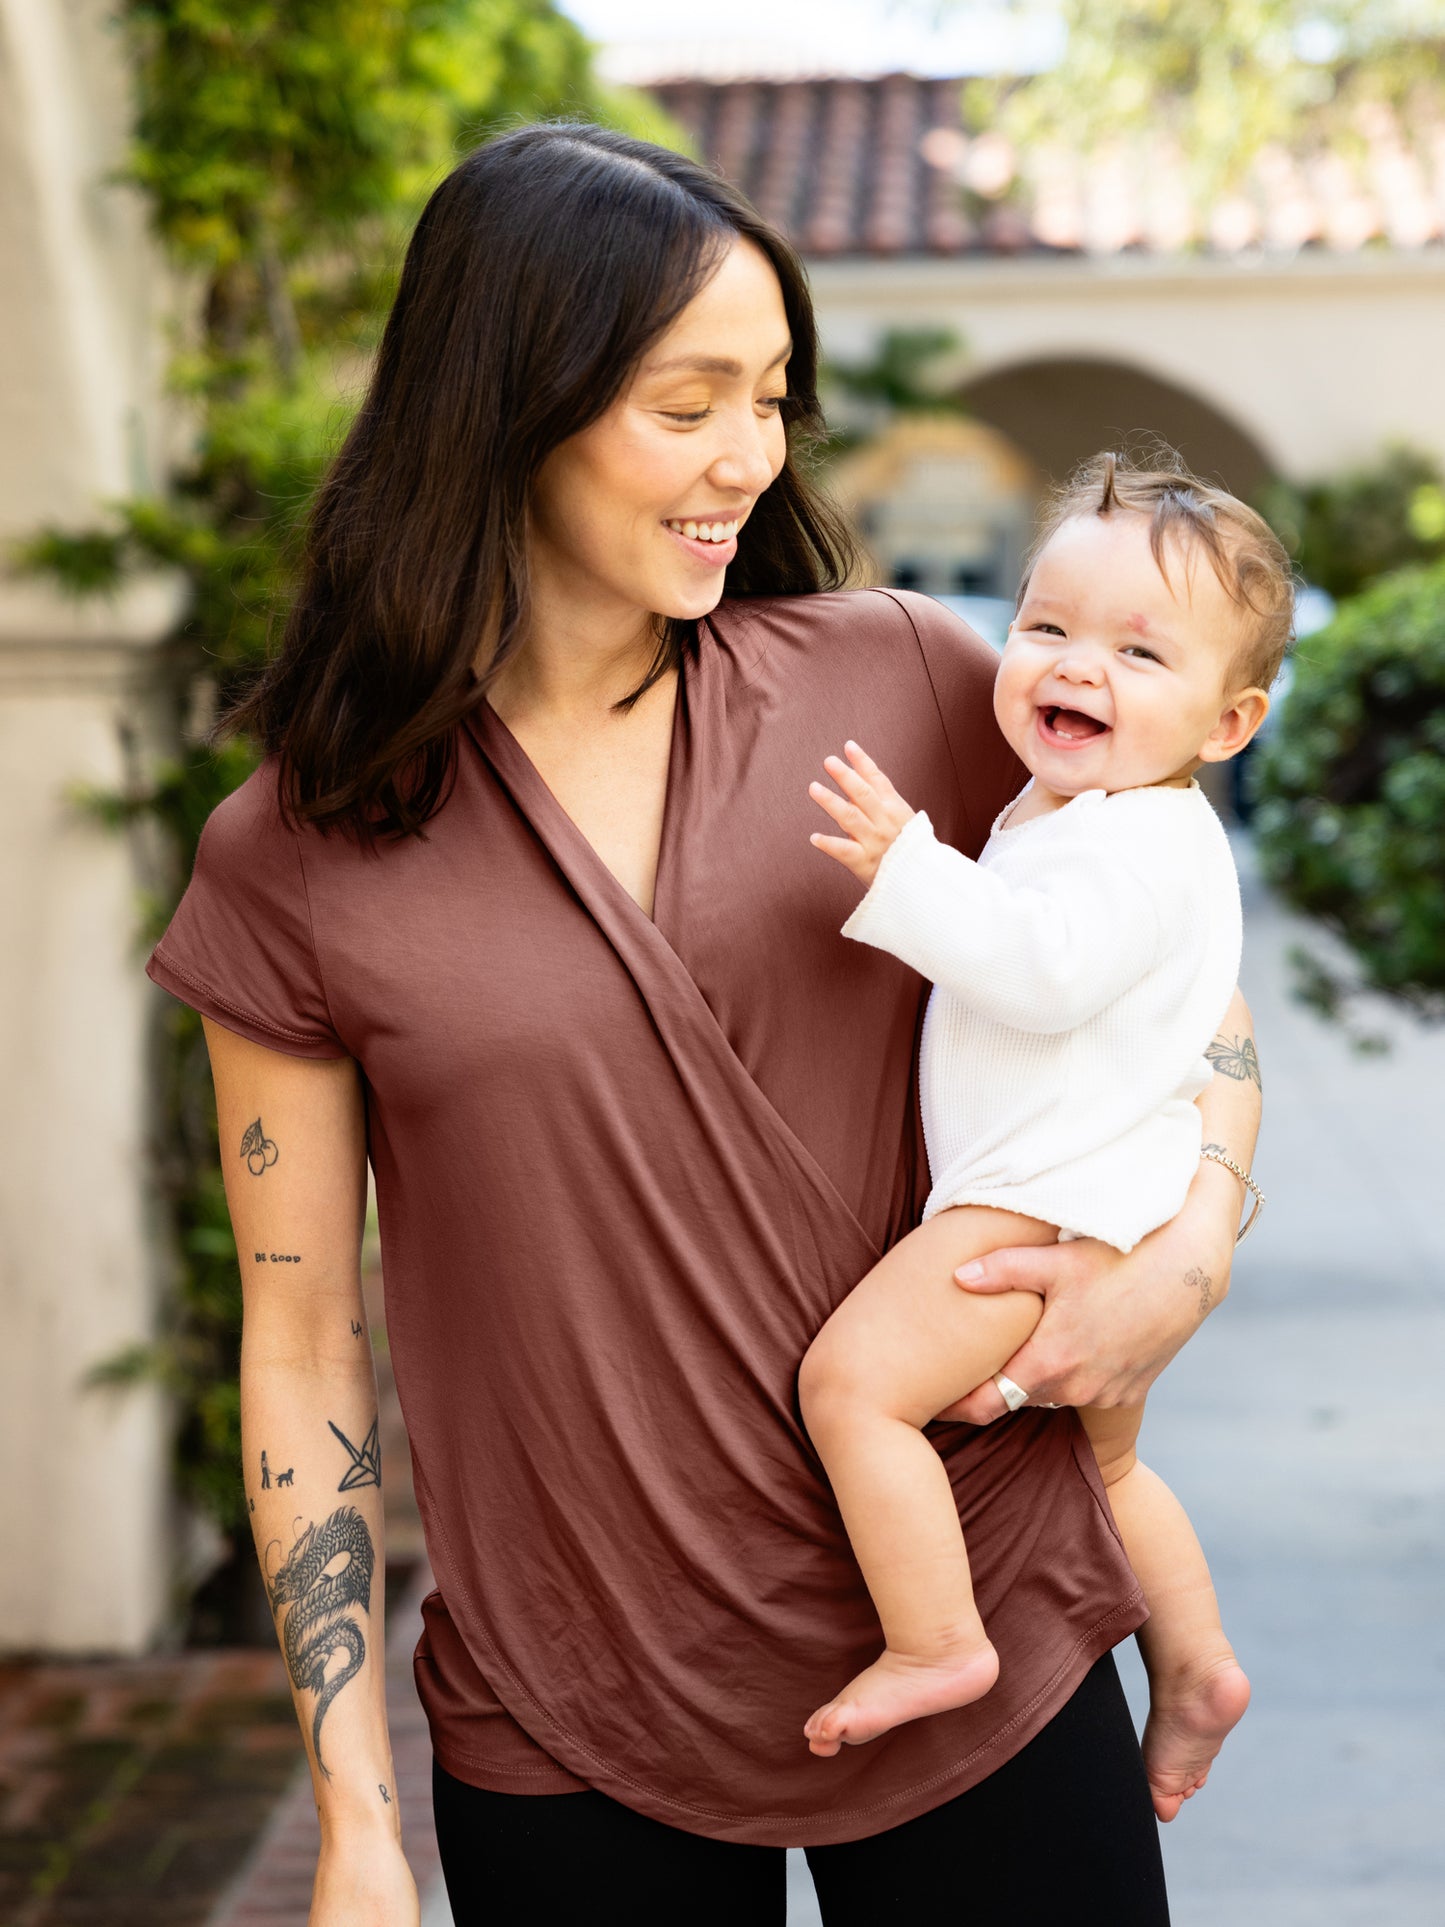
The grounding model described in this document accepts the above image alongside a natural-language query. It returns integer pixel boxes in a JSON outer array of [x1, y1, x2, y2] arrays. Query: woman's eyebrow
[[645, 343, 792, 377]]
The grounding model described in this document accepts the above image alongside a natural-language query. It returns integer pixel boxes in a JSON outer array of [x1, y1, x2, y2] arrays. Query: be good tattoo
[[1205, 1034, 1262, 1089], [240, 1117, 279, 1175], [266, 1507, 375, 1780]]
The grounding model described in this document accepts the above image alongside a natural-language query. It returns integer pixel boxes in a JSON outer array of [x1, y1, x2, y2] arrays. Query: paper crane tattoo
[[329, 1416, 381, 1492]]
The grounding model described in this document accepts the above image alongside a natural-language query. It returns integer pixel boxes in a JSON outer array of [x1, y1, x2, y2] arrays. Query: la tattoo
[[1184, 1265, 1214, 1318], [240, 1117, 279, 1176], [329, 1416, 382, 1491], [1205, 1034, 1262, 1089], [266, 1506, 375, 1779]]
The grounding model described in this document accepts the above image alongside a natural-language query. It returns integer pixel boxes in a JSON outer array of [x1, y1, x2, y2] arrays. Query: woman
[[147, 126, 1260, 1924]]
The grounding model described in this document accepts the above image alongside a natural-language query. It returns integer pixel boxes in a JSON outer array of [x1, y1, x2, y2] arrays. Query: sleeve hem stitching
[[151, 946, 335, 1048]]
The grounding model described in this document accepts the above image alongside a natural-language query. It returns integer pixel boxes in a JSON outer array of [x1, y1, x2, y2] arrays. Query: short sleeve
[[145, 762, 349, 1059], [874, 589, 1026, 860]]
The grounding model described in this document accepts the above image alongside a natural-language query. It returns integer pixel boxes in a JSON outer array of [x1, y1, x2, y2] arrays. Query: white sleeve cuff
[[840, 809, 942, 949]]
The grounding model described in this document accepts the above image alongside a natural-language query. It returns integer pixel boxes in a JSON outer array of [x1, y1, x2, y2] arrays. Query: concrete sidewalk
[[1109, 835, 1445, 1925]]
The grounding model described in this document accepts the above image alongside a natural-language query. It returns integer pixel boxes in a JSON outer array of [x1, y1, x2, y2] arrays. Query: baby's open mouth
[[1040, 704, 1110, 742]]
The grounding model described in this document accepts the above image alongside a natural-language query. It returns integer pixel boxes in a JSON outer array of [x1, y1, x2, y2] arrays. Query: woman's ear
[[1197, 687, 1270, 764]]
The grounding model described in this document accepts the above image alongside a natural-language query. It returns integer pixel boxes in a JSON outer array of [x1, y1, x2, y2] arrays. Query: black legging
[[431, 1650, 1169, 1925]]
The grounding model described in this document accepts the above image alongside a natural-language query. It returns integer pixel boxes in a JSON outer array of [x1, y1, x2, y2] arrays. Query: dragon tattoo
[[267, 1506, 374, 1779]]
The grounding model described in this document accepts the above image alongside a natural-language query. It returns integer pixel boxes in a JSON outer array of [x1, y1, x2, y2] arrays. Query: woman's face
[[528, 237, 792, 633]]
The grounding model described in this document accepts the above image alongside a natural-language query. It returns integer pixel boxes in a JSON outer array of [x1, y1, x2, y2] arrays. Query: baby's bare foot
[[804, 1640, 999, 1757], [1143, 1654, 1252, 1822]]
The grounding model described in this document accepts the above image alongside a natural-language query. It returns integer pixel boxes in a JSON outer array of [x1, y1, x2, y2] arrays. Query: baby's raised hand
[[808, 741, 916, 890]]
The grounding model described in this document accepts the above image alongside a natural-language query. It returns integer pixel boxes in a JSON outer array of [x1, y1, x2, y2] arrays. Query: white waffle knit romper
[[841, 781, 1242, 1253]]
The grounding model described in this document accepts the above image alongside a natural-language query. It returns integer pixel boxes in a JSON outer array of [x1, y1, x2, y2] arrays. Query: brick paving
[[0, 1261, 443, 1925]]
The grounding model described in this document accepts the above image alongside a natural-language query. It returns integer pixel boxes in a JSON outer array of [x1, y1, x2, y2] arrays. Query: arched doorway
[[958, 357, 1276, 497]]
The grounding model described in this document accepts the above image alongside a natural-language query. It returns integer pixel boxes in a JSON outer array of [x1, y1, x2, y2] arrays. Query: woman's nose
[[708, 415, 782, 497]]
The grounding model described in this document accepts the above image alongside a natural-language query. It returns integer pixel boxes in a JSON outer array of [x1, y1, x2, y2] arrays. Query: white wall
[[810, 252, 1445, 481], [0, 0, 184, 1652]]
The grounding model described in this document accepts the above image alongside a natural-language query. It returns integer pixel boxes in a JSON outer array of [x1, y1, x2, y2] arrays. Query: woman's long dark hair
[[226, 123, 857, 839]]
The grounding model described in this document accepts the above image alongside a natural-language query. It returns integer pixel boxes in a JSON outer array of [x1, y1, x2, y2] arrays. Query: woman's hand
[[808, 741, 915, 889], [941, 986, 1262, 1422], [311, 1830, 420, 1926], [937, 1159, 1244, 1422]]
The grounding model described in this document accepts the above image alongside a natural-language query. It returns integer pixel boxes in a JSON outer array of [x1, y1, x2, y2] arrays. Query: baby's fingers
[[822, 756, 891, 830], [808, 779, 861, 830], [809, 832, 870, 879], [844, 740, 903, 805]]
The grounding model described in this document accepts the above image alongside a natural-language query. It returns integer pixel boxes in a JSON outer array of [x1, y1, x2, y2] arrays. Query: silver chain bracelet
[[1200, 1146, 1265, 1244]]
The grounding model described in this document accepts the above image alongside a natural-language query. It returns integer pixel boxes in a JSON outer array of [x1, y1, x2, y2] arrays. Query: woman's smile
[[663, 515, 742, 566]]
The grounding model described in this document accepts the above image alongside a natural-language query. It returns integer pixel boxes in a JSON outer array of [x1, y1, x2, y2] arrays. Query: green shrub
[[1256, 446, 1445, 601], [1250, 560, 1445, 1021]]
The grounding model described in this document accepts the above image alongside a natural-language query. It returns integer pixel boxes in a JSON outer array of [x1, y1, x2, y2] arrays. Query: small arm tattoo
[[1205, 1034, 1261, 1089], [240, 1117, 279, 1175], [350, 1319, 363, 1337], [329, 1416, 381, 1491], [1185, 1266, 1214, 1317], [254, 1251, 301, 1263], [379, 1784, 392, 1805]]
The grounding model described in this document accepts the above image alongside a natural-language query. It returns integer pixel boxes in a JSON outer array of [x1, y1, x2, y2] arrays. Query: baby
[[800, 451, 1288, 1821]]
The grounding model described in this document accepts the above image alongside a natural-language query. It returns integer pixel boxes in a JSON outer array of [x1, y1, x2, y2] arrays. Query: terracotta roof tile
[[649, 72, 1445, 258]]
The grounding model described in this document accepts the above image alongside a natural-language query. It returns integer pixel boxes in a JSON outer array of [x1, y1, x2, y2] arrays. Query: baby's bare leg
[[1082, 1404, 1252, 1822], [798, 1206, 1055, 1757]]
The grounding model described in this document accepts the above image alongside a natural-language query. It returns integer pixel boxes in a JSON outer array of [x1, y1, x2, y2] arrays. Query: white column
[[0, 0, 186, 1651], [0, 584, 186, 1653]]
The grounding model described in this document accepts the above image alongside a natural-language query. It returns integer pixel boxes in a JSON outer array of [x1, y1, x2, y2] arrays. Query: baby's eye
[[1122, 644, 1161, 662], [1026, 622, 1065, 637]]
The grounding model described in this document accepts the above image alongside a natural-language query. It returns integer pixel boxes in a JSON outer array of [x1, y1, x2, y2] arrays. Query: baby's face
[[994, 510, 1259, 799]]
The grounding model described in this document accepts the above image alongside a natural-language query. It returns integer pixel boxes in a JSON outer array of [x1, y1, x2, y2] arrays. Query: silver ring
[[993, 1373, 1030, 1413]]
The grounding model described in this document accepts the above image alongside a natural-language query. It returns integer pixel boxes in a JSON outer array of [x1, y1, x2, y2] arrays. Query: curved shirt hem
[[421, 1578, 1147, 1844]]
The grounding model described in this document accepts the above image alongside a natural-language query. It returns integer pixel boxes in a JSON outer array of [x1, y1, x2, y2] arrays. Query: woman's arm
[[942, 985, 1262, 1422], [203, 1019, 420, 1925]]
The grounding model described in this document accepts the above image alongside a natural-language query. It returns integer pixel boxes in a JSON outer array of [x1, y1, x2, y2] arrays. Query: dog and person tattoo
[[239, 1036, 1260, 1779]]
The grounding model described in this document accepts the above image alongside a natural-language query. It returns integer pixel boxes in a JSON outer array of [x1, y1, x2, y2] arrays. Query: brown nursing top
[[147, 588, 1144, 1846]]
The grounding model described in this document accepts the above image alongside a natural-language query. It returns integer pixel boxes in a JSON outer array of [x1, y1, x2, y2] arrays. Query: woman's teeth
[[666, 519, 739, 543]]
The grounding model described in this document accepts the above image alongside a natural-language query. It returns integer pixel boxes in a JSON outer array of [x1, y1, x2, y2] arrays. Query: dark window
[[952, 564, 995, 594]]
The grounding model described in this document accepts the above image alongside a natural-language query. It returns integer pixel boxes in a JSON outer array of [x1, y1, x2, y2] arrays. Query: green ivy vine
[[14, 0, 676, 1558]]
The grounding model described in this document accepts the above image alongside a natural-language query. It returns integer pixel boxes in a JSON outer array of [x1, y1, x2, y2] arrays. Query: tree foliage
[[962, 1, 1445, 191], [14, 0, 673, 1562]]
